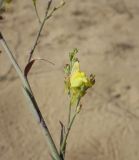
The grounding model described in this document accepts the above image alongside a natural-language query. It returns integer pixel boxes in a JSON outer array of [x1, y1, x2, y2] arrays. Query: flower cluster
[[64, 49, 95, 107]]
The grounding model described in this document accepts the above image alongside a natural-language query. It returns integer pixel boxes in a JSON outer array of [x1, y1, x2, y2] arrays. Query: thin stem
[[45, 0, 53, 16], [28, 16, 46, 62], [60, 98, 80, 157], [28, 0, 65, 62], [60, 112, 77, 157], [0, 33, 30, 89], [47, 1, 65, 20], [67, 101, 71, 126], [28, 0, 53, 63], [0, 32, 61, 160], [0, 0, 4, 8], [34, 3, 41, 24]]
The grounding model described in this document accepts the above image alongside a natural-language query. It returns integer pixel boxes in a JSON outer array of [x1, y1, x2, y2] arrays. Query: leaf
[[24, 58, 54, 77], [24, 59, 35, 77], [59, 121, 65, 146]]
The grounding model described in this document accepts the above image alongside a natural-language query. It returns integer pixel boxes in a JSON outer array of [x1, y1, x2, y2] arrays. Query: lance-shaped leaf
[[24, 58, 54, 78], [24, 59, 35, 77], [59, 121, 65, 146]]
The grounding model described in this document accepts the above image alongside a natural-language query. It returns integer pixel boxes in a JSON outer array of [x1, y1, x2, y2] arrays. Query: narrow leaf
[[24, 59, 35, 77], [59, 121, 65, 146], [24, 58, 54, 77]]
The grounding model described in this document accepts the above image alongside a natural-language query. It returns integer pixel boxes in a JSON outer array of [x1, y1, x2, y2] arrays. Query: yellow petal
[[70, 71, 88, 88]]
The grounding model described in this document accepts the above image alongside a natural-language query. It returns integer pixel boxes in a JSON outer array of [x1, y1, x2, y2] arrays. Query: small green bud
[[69, 48, 78, 62], [64, 64, 70, 75]]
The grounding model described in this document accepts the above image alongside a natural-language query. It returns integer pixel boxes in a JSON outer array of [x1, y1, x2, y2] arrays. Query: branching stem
[[60, 112, 77, 158], [0, 32, 62, 160], [28, 0, 65, 63], [28, 16, 47, 63], [60, 98, 80, 158]]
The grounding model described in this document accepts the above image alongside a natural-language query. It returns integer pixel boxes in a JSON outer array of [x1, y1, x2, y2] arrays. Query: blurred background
[[0, 0, 139, 159]]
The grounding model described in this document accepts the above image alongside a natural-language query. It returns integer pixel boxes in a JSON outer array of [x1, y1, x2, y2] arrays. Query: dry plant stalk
[[0, 1, 95, 160]]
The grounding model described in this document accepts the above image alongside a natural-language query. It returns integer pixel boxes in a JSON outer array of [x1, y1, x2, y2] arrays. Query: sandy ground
[[0, 0, 139, 160]]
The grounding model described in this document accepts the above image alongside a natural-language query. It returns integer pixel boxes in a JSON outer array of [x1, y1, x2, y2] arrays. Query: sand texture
[[0, 0, 139, 160]]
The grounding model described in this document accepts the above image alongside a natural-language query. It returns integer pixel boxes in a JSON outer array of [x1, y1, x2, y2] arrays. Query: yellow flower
[[70, 71, 88, 88], [70, 61, 93, 88], [64, 49, 95, 106], [69, 61, 95, 105]]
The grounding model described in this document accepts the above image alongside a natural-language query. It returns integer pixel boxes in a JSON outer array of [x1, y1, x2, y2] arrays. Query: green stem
[[28, 16, 47, 62], [60, 112, 77, 157], [67, 101, 71, 126], [0, 32, 61, 160], [28, 0, 65, 63], [0, 0, 4, 8], [28, 0, 52, 63], [34, 3, 41, 24], [60, 98, 80, 157]]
